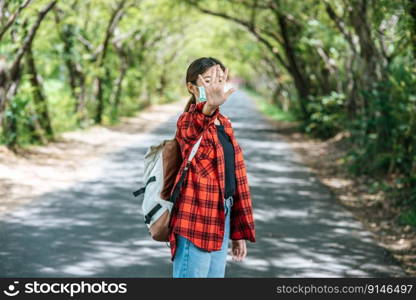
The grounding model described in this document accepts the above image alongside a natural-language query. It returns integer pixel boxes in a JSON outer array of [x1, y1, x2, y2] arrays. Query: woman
[[168, 57, 256, 278]]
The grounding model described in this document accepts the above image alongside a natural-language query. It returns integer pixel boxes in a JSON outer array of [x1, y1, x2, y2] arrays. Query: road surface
[[0, 90, 406, 277]]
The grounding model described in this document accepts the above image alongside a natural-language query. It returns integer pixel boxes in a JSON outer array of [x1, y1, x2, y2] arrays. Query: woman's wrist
[[202, 102, 219, 116]]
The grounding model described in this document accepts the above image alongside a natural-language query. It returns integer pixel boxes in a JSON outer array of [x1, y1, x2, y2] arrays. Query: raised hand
[[198, 64, 236, 108]]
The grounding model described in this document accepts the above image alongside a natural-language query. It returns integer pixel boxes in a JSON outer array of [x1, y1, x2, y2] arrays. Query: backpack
[[132, 131, 203, 242]]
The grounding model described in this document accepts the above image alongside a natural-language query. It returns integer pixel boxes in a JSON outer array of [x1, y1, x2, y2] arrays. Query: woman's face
[[187, 65, 226, 102]]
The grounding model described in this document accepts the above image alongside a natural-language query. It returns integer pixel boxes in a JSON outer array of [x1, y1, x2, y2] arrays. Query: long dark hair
[[184, 57, 226, 112]]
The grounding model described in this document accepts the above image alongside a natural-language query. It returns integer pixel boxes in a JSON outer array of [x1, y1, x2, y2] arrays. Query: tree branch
[[324, 0, 357, 54], [187, 1, 290, 71], [0, 0, 33, 41], [97, 0, 127, 64], [10, 0, 57, 79]]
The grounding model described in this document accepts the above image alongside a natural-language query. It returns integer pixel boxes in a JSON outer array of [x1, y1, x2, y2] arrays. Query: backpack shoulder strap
[[187, 134, 203, 162]]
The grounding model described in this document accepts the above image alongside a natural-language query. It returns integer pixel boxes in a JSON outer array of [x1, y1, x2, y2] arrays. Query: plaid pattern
[[168, 101, 256, 262]]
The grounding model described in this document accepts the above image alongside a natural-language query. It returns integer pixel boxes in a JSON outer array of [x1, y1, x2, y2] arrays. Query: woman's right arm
[[175, 101, 219, 153]]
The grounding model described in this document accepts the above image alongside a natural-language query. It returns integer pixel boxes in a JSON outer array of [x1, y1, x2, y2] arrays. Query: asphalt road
[[0, 90, 407, 277]]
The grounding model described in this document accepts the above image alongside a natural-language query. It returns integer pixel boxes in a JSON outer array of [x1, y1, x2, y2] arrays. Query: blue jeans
[[172, 196, 234, 278]]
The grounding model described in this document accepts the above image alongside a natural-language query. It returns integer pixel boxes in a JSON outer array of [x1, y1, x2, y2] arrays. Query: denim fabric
[[172, 196, 234, 278]]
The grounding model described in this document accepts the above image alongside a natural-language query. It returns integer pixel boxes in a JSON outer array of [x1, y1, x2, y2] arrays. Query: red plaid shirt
[[168, 101, 256, 261]]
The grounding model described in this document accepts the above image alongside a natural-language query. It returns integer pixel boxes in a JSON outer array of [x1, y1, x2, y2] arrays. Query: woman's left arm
[[230, 141, 256, 243]]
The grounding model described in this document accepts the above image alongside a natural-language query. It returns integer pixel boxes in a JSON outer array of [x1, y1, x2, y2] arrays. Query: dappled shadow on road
[[228, 168, 403, 277], [0, 119, 179, 277], [225, 91, 404, 277], [0, 91, 406, 277]]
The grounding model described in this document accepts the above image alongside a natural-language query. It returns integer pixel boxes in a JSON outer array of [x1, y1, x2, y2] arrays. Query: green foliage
[[305, 92, 346, 138], [399, 209, 416, 227], [3, 0, 253, 144], [245, 88, 298, 123], [345, 62, 416, 180], [1, 94, 40, 146]]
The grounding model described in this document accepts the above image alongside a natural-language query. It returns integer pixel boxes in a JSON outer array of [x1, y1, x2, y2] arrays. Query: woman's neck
[[214, 118, 222, 126]]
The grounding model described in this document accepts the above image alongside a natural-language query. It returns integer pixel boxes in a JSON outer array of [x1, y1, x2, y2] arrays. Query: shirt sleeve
[[175, 101, 219, 157], [230, 143, 256, 243]]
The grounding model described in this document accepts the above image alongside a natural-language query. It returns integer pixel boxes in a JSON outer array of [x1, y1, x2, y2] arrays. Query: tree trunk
[[277, 14, 310, 119], [1, 101, 18, 150], [26, 45, 54, 139], [0, 0, 56, 149], [110, 54, 128, 120], [53, 9, 86, 122], [94, 0, 126, 124]]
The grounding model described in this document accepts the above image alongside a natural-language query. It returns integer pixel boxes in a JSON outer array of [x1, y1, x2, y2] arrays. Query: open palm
[[198, 64, 236, 107]]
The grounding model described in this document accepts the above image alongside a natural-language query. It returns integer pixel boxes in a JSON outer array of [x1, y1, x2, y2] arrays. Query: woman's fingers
[[232, 246, 240, 261], [198, 74, 206, 87], [232, 249, 236, 261], [219, 66, 226, 88], [239, 243, 245, 260], [232, 242, 246, 261], [238, 248, 244, 261], [224, 87, 236, 98], [223, 67, 229, 82], [212, 64, 218, 85], [199, 65, 233, 104], [218, 65, 224, 84], [237, 250, 242, 261], [241, 242, 247, 260]]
